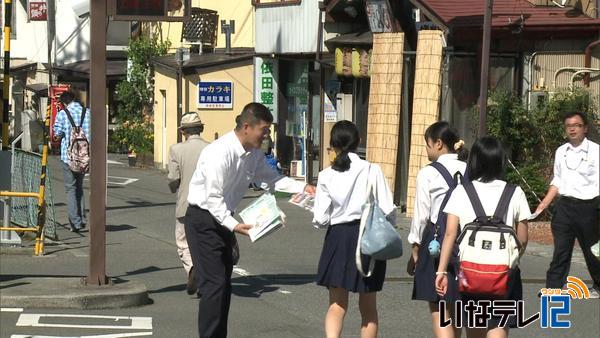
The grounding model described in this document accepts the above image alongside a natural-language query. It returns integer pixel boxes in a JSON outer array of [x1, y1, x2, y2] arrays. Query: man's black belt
[[560, 195, 599, 204]]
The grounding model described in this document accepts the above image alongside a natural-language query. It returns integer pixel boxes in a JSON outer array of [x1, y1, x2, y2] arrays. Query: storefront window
[[278, 61, 310, 180]]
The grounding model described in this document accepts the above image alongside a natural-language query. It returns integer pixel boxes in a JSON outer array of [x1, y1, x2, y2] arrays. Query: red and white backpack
[[456, 181, 522, 298]]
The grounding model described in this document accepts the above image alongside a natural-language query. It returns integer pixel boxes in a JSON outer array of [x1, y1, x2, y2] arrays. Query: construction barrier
[[9, 148, 57, 240]]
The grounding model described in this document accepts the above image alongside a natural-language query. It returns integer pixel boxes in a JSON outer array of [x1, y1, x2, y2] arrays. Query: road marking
[[233, 267, 291, 295], [84, 176, 139, 186], [11, 332, 152, 338], [1, 307, 23, 312], [232, 267, 250, 277], [16, 314, 152, 330], [107, 160, 125, 166]]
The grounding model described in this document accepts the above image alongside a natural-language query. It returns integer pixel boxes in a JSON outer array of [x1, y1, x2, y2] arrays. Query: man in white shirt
[[535, 111, 600, 298], [185, 102, 315, 337]]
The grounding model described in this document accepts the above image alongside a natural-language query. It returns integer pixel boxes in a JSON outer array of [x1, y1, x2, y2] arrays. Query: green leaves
[[112, 35, 171, 154], [485, 88, 598, 210]]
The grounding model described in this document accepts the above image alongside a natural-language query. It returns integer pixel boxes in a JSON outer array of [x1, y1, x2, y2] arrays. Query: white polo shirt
[[550, 138, 599, 200]]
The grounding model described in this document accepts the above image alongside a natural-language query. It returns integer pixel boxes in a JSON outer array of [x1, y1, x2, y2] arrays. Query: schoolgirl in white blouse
[[408, 121, 467, 338], [313, 120, 396, 338], [436, 136, 530, 338]]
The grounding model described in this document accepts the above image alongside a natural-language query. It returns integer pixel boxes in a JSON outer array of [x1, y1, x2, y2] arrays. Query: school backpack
[[456, 181, 522, 298], [428, 162, 464, 253], [64, 107, 90, 173]]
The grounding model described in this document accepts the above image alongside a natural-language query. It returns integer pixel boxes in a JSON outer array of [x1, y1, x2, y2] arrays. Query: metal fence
[[10, 149, 57, 240]]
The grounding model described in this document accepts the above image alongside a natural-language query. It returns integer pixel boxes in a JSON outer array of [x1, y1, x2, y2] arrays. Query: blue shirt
[[53, 102, 91, 164]]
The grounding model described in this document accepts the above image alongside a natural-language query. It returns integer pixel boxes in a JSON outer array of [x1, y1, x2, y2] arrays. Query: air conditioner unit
[[529, 90, 549, 110]]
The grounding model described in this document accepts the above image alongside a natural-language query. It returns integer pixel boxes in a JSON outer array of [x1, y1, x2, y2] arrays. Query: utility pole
[[47, 0, 55, 87], [2, 0, 13, 148], [478, 0, 493, 137], [88, 0, 108, 285], [175, 47, 188, 143]]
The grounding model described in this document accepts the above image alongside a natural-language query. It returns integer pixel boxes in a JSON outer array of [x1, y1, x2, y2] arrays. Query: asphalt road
[[1, 154, 598, 337]]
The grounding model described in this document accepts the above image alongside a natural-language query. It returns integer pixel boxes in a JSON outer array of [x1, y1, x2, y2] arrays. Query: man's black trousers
[[185, 205, 235, 338], [546, 197, 600, 289]]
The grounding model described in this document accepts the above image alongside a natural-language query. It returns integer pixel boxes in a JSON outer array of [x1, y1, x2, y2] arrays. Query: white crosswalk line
[[16, 314, 152, 330]]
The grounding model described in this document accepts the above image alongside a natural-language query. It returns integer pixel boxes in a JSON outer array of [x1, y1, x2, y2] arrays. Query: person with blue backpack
[[408, 121, 467, 338], [436, 136, 530, 338]]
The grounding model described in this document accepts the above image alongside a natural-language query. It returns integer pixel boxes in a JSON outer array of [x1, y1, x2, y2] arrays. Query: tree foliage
[[484, 88, 599, 210], [112, 35, 171, 154]]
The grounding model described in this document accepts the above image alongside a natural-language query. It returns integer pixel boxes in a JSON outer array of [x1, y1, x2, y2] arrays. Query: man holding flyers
[[185, 102, 315, 337]]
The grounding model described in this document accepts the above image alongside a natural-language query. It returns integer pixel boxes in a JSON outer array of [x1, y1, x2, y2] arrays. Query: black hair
[[467, 136, 506, 183], [59, 91, 76, 105], [563, 111, 589, 126], [183, 126, 204, 135], [235, 102, 273, 130], [424, 121, 469, 161], [330, 120, 360, 172]]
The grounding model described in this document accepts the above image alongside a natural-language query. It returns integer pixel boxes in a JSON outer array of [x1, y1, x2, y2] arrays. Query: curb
[[0, 277, 150, 309]]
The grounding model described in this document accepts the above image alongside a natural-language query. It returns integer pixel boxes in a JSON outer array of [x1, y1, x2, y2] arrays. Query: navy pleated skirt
[[316, 219, 386, 293], [412, 222, 459, 303]]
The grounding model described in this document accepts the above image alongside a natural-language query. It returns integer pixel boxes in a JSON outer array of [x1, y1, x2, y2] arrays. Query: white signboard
[[254, 57, 279, 123], [324, 94, 337, 123]]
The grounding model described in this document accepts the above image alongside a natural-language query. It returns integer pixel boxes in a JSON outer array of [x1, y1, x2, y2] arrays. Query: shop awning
[[53, 60, 128, 80], [25, 83, 49, 97], [0, 59, 37, 74], [153, 52, 255, 75], [325, 31, 373, 49]]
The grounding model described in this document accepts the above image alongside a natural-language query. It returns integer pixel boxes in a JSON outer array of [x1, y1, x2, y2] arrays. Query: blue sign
[[198, 81, 233, 109]]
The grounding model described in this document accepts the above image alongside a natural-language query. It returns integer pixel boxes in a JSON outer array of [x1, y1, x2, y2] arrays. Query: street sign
[[198, 81, 234, 109], [28, 1, 48, 21], [366, 0, 395, 33], [108, 0, 191, 22]]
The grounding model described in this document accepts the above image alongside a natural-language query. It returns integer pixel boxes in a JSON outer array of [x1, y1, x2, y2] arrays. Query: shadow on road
[[231, 274, 316, 298]]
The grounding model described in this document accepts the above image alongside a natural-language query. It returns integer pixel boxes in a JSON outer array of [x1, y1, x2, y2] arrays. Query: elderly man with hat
[[167, 112, 210, 295]]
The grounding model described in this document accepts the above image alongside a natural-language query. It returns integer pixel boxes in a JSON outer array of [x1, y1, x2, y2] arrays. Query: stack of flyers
[[239, 193, 286, 242], [289, 193, 314, 212]]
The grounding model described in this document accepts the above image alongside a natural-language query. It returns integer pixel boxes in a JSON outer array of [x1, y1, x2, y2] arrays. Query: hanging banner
[[254, 57, 279, 123]]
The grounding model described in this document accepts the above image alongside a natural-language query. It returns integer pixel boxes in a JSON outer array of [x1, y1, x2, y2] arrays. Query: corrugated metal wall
[[532, 52, 600, 95], [255, 1, 320, 54]]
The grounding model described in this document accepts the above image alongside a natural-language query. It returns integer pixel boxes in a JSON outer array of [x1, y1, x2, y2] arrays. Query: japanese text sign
[[29, 1, 48, 21], [254, 57, 278, 123], [198, 81, 233, 109]]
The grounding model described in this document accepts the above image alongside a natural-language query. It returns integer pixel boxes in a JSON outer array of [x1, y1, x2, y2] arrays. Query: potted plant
[[113, 116, 154, 167]]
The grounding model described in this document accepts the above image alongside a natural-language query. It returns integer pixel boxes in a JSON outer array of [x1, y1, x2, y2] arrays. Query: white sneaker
[[588, 287, 599, 299]]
